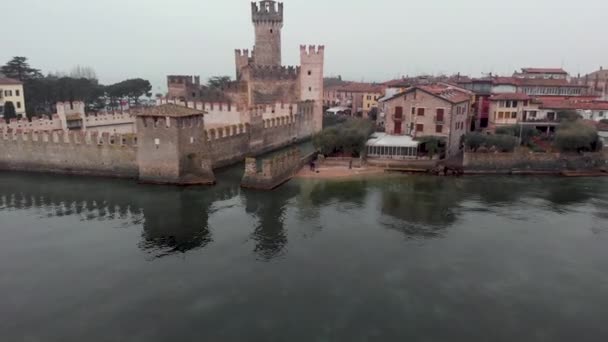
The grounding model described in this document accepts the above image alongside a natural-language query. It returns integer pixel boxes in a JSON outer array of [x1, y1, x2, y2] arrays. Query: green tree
[[464, 132, 486, 151], [207, 76, 232, 89], [106, 79, 151, 106], [3, 101, 17, 123], [557, 110, 581, 122], [313, 118, 374, 157], [464, 132, 517, 152], [554, 121, 601, 152], [496, 125, 539, 146], [1, 57, 42, 81]]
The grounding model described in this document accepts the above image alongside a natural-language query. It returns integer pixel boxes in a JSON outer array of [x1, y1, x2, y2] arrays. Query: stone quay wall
[[0, 130, 138, 178], [463, 150, 608, 173], [241, 148, 313, 190]]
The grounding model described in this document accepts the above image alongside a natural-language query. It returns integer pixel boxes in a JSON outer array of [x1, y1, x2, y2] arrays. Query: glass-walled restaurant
[[366, 133, 419, 160]]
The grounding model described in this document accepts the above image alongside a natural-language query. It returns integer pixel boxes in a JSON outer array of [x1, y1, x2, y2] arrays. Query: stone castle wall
[[463, 151, 608, 173], [241, 148, 303, 190], [0, 130, 138, 178]]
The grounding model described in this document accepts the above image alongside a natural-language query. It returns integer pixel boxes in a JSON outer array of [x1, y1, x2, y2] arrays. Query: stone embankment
[[462, 150, 608, 175]]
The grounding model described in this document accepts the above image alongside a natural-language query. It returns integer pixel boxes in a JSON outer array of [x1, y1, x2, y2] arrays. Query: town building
[[578, 66, 608, 100], [514, 68, 569, 80], [324, 82, 384, 117], [488, 93, 545, 130], [382, 84, 471, 157], [489, 93, 608, 134], [455, 77, 493, 129], [0, 77, 26, 117]]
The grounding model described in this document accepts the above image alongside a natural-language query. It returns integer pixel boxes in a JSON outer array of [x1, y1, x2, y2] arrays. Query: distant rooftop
[[521, 68, 568, 74], [0, 77, 23, 85]]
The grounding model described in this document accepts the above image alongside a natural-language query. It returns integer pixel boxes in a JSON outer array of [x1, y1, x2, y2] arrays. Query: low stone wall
[[318, 157, 363, 168], [241, 149, 312, 190], [367, 158, 438, 171], [0, 130, 138, 178], [463, 151, 608, 173]]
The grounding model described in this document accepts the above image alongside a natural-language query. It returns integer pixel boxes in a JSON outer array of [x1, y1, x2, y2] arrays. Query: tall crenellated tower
[[300, 45, 325, 133], [251, 1, 283, 66]]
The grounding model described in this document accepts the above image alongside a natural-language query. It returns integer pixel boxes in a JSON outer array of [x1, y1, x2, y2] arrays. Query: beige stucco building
[[0, 78, 26, 117], [383, 85, 471, 156]]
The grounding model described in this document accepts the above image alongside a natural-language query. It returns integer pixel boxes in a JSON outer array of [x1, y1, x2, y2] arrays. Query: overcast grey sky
[[2, 0, 607, 92]]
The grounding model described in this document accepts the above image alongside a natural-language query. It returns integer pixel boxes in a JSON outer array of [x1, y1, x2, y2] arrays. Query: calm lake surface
[[1, 168, 608, 342]]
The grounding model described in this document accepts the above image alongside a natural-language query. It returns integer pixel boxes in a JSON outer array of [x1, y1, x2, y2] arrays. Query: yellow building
[[362, 91, 382, 114], [0, 78, 26, 118]]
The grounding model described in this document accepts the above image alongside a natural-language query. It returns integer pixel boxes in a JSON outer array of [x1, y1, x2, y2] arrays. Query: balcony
[[520, 117, 560, 125], [393, 114, 404, 121]]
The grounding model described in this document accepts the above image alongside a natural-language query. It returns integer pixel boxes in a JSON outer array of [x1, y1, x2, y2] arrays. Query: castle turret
[[251, 1, 283, 66], [136, 104, 215, 185]]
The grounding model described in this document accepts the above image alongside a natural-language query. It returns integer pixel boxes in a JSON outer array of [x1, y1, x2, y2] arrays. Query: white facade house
[[0, 78, 26, 117]]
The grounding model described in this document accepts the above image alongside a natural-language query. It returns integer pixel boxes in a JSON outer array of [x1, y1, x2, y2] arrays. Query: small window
[[190, 137, 195, 144], [16, 90, 20, 96], [511, 112, 517, 119], [270, 29, 273, 33], [16, 102, 21, 109], [417, 108, 425, 116], [308, 70, 312, 76], [309, 87, 312, 92], [411, 107, 416, 115], [435, 125, 443, 133], [416, 124, 424, 132]]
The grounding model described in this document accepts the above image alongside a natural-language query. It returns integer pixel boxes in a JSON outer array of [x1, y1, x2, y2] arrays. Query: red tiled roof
[[489, 93, 531, 101], [493, 77, 519, 86], [521, 68, 568, 74], [492, 76, 587, 88], [330, 82, 385, 93], [0, 77, 23, 85], [538, 98, 608, 110], [418, 85, 471, 104]]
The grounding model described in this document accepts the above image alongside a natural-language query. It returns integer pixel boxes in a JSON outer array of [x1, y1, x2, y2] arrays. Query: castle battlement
[[138, 115, 204, 130], [300, 45, 325, 62], [263, 114, 294, 129], [235, 49, 253, 58], [251, 65, 300, 79], [167, 75, 200, 86], [251, 1, 283, 23], [205, 123, 249, 141], [0, 128, 137, 147]]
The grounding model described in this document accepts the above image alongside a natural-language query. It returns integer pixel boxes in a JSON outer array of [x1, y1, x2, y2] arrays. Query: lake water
[[1, 168, 608, 342]]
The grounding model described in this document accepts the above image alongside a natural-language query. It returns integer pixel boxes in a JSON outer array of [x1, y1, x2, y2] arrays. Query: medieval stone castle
[[0, 1, 324, 185]]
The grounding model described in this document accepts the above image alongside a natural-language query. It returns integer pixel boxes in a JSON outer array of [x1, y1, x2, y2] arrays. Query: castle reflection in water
[[1, 169, 607, 260]]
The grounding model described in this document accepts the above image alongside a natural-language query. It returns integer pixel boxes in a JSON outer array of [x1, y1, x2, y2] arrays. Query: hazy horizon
[[2, 0, 607, 92]]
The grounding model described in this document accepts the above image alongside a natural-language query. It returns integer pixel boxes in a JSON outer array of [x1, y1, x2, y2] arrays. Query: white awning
[[366, 133, 419, 148]]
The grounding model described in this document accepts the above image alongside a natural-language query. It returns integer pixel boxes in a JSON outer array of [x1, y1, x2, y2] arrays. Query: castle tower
[[251, 1, 283, 66], [136, 104, 215, 185], [300, 45, 325, 133]]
